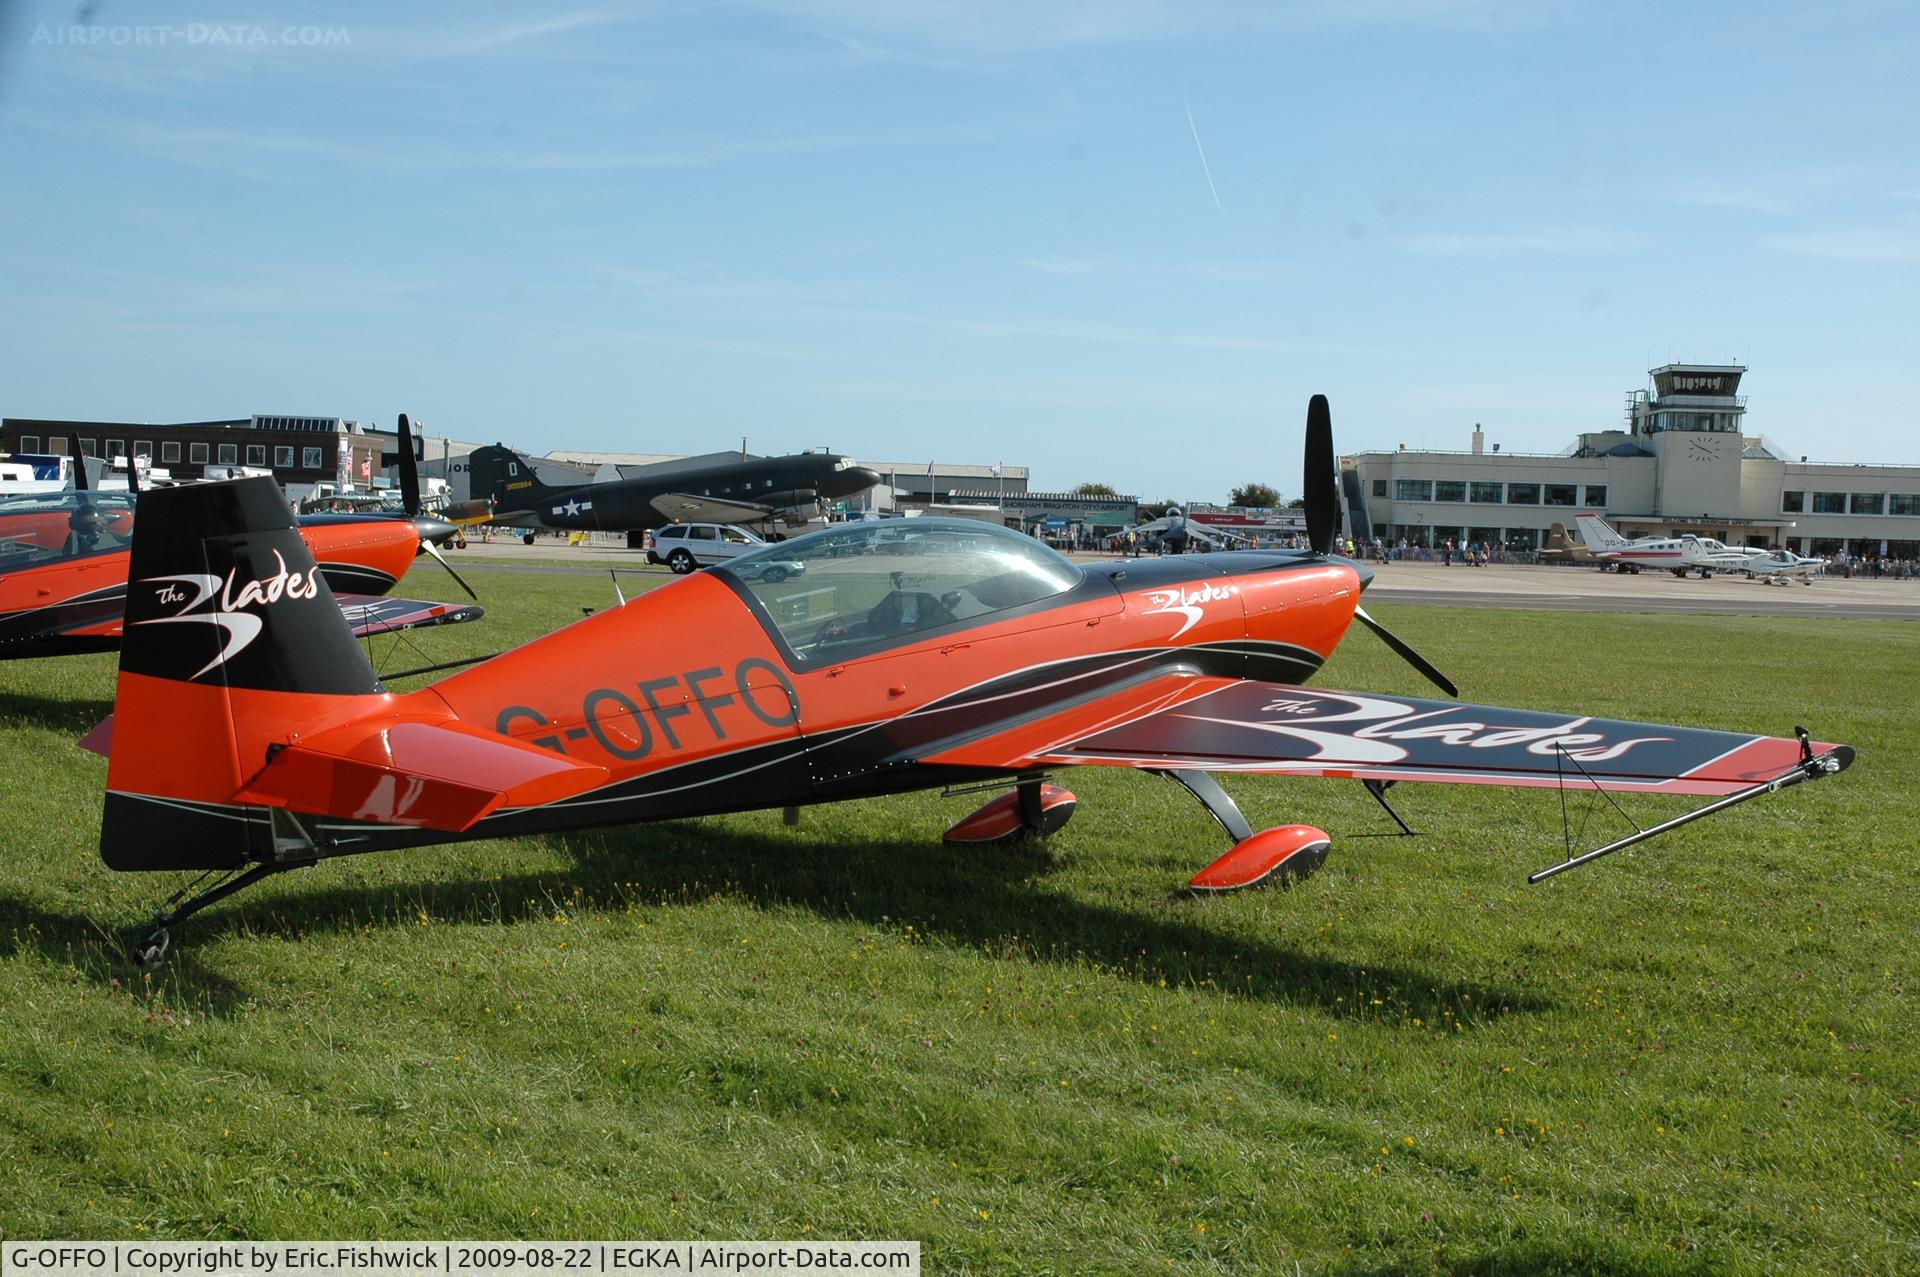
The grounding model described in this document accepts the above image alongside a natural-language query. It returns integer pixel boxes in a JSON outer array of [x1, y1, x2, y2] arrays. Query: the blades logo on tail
[[134, 551, 320, 680]]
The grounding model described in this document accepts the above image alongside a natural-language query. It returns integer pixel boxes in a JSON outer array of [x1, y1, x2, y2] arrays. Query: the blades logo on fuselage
[[134, 551, 320, 680], [1140, 582, 1238, 639]]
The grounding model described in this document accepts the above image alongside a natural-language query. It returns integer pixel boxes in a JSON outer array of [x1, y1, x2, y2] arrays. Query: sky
[[2, 0, 1917, 503]]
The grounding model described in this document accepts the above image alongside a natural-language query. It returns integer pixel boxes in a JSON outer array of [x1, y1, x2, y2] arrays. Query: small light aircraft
[[467, 442, 884, 540], [1540, 521, 1601, 566], [0, 435, 478, 660], [93, 398, 1853, 966], [1574, 514, 1760, 577], [1740, 547, 1828, 585]]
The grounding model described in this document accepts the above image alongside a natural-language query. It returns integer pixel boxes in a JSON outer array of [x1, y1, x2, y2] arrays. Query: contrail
[[1184, 97, 1221, 210]]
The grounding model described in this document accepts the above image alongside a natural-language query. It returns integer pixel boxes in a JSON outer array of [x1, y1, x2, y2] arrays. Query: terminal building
[[1343, 364, 1920, 559], [1, 414, 388, 491]]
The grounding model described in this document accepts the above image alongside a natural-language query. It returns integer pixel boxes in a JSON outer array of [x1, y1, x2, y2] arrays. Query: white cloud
[[1388, 226, 1638, 256], [1760, 228, 1920, 263]]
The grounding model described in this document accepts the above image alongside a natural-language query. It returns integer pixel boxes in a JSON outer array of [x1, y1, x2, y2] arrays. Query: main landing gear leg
[[133, 861, 300, 970], [1152, 768, 1332, 894], [1362, 779, 1417, 836], [943, 773, 1078, 845]]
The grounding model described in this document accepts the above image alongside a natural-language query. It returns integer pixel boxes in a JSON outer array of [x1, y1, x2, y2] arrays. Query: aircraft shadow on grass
[[0, 689, 114, 737], [0, 819, 1547, 1024]]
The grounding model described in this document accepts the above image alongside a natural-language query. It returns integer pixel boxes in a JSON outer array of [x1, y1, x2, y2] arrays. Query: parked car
[[647, 522, 768, 574]]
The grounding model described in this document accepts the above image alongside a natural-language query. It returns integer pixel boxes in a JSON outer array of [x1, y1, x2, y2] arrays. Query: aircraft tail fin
[[466, 444, 556, 516], [102, 477, 387, 870], [1573, 513, 1625, 552], [101, 476, 607, 872]]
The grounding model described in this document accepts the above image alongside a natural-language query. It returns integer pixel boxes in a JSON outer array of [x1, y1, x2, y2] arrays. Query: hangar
[[1344, 363, 1920, 559]]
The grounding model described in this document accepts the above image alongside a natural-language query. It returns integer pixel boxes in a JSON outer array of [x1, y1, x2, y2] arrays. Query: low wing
[[335, 594, 484, 638], [917, 679, 1841, 796], [648, 491, 780, 526]]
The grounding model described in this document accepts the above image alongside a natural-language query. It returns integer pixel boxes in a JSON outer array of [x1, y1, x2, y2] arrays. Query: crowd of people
[[1080, 531, 1920, 581]]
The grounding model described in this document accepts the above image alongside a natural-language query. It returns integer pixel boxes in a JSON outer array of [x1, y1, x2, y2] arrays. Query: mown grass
[[0, 564, 1914, 1275]]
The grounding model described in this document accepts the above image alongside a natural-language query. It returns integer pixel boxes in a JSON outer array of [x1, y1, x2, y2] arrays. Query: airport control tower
[[1626, 363, 1748, 519]]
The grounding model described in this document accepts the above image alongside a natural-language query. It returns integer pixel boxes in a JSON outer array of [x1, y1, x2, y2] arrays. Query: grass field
[[0, 564, 1914, 1275]]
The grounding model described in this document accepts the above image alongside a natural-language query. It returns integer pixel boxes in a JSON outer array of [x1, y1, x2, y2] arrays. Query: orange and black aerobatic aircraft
[[0, 437, 479, 660], [92, 399, 1853, 966]]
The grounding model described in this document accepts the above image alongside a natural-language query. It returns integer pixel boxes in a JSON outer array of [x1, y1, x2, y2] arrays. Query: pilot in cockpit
[[866, 569, 956, 637]]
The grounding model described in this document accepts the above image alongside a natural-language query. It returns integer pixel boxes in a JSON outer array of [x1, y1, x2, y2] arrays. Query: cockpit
[[715, 517, 1082, 662], [0, 492, 138, 565]]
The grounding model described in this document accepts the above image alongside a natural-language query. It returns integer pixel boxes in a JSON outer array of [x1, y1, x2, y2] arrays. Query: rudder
[[466, 444, 554, 517]]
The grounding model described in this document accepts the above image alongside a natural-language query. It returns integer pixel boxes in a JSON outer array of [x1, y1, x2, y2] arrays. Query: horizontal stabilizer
[[237, 719, 607, 830]]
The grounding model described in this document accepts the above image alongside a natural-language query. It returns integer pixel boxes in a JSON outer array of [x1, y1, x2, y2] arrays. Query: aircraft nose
[[841, 466, 884, 492], [410, 514, 459, 548]]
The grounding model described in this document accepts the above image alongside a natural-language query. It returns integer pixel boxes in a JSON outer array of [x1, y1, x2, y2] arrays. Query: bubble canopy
[[714, 517, 1082, 663]]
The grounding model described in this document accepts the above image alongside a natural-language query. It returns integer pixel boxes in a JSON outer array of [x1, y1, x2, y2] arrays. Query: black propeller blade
[[1300, 396, 1457, 697], [1353, 605, 1457, 699], [397, 413, 422, 517], [419, 536, 478, 601], [1303, 393, 1339, 555], [396, 413, 477, 602]]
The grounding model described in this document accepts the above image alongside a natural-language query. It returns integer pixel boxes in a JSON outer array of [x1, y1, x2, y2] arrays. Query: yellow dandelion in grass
[[977, 1209, 990, 1222], [1403, 1137, 1415, 1146]]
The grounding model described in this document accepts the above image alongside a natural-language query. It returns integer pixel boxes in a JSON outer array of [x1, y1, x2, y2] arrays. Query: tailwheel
[[943, 782, 1077, 845], [1188, 825, 1332, 894], [134, 927, 171, 971]]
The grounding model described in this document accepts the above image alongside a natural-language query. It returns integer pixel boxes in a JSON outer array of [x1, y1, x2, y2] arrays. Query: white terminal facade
[[1343, 363, 1920, 558]]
